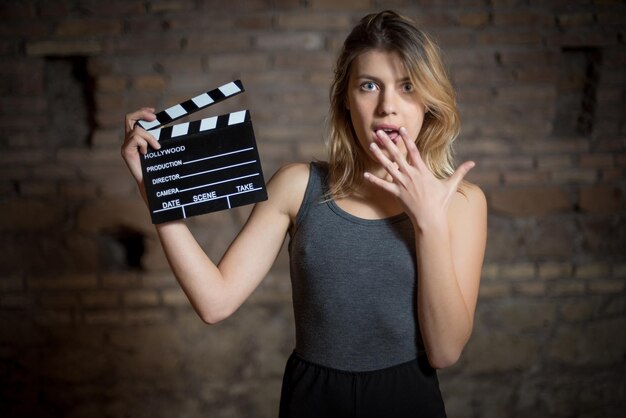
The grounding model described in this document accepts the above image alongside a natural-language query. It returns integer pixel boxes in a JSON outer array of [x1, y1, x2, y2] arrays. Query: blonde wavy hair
[[327, 10, 460, 199]]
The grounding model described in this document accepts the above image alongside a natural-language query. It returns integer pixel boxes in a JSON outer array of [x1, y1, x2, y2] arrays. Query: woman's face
[[346, 49, 426, 166]]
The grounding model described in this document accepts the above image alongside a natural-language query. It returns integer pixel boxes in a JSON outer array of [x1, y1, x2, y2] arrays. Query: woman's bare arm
[[154, 163, 308, 324], [365, 127, 487, 368], [122, 108, 309, 323]]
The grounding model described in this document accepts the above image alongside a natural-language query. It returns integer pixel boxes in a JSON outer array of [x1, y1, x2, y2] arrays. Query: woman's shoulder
[[267, 162, 313, 219], [270, 162, 311, 189], [458, 181, 486, 203], [450, 180, 487, 222]]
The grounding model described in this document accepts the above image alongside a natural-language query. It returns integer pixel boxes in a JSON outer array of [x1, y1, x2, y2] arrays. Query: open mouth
[[382, 128, 399, 141], [374, 126, 400, 144]]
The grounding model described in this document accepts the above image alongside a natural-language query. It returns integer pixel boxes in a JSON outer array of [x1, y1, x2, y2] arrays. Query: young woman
[[123, 10, 487, 418]]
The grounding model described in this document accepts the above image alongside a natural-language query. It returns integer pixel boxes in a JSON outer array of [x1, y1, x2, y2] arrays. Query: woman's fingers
[[364, 171, 398, 195], [399, 127, 426, 171], [123, 107, 161, 156], [124, 128, 160, 156], [121, 107, 160, 189], [376, 127, 426, 177], [447, 160, 475, 192], [369, 127, 477, 216], [375, 130, 410, 170], [141, 128, 161, 151], [125, 107, 156, 134], [135, 134, 149, 155], [369, 141, 404, 183]]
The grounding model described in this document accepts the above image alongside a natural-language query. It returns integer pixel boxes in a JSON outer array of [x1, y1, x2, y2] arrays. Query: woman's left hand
[[364, 127, 475, 229]]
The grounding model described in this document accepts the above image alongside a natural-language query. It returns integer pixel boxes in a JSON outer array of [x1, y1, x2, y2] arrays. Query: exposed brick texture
[[0, 1, 624, 417]]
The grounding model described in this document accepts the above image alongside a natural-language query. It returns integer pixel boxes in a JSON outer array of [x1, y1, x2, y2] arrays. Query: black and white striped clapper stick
[[136, 80, 245, 131], [137, 80, 268, 224]]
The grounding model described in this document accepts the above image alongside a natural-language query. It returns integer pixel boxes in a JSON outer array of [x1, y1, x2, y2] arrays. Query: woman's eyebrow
[[355, 74, 412, 83], [355, 74, 382, 82]]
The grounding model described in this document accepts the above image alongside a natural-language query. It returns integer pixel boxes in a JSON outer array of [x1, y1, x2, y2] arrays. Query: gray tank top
[[288, 162, 424, 371]]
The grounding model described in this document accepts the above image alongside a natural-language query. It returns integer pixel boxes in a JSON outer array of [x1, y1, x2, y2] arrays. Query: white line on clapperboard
[[179, 160, 256, 180], [153, 178, 263, 215], [179, 172, 259, 193], [184, 147, 254, 165], [152, 144, 262, 215]]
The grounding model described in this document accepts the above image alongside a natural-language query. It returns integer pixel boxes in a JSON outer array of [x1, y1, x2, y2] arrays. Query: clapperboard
[[137, 80, 267, 224]]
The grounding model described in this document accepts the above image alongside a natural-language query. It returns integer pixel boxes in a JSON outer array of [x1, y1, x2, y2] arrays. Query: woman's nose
[[377, 90, 397, 115]]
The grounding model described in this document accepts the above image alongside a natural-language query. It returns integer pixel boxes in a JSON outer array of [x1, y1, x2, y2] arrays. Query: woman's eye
[[361, 82, 377, 91], [402, 83, 414, 93]]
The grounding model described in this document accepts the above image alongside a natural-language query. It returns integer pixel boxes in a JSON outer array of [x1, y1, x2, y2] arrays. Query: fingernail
[[400, 127, 407, 134]]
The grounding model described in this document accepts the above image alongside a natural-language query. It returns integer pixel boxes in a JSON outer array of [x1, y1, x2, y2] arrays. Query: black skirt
[[279, 351, 447, 418]]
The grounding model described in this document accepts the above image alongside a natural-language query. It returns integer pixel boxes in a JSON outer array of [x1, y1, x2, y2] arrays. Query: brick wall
[[1, 0, 624, 417]]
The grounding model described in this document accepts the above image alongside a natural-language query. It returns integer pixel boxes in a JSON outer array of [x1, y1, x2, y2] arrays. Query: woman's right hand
[[121, 107, 161, 184]]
